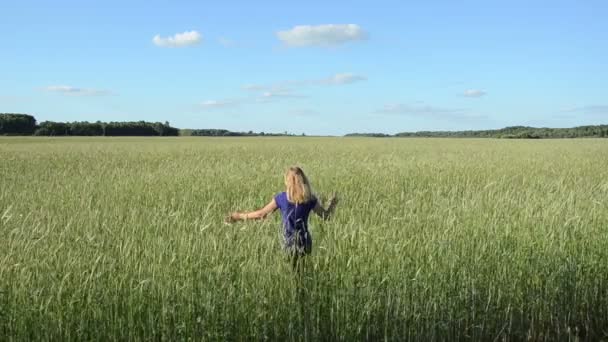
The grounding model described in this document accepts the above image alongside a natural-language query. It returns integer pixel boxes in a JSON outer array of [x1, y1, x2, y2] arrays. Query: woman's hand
[[224, 212, 241, 224], [328, 192, 339, 206], [313, 192, 339, 220], [225, 199, 277, 224]]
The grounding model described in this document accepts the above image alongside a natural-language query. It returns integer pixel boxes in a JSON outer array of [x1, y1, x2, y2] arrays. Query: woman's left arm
[[226, 198, 278, 223]]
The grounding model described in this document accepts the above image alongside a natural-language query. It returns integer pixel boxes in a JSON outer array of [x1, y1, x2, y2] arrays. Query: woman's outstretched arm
[[313, 193, 339, 220], [225, 198, 278, 223]]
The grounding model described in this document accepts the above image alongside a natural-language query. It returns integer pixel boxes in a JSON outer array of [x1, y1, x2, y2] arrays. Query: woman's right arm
[[225, 198, 278, 223], [313, 193, 339, 220]]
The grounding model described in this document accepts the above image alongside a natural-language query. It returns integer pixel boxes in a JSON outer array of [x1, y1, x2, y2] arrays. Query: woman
[[225, 166, 338, 266]]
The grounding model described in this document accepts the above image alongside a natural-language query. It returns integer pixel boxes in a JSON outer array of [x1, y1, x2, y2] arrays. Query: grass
[[1, 136, 607, 341]]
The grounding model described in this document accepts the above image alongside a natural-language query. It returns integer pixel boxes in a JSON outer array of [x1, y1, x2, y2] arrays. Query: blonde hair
[[284, 166, 313, 204]]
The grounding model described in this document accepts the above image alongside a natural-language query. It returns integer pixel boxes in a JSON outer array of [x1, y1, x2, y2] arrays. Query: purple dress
[[274, 192, 317, 255]]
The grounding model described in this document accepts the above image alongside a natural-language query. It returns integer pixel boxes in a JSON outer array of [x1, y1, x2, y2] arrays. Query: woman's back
[[274, 192, 317, 236]]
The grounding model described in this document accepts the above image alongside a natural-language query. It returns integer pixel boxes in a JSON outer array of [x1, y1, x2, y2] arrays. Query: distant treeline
[[4, 113, 607, 138], [344, 133, 392, 138], [0, 113, 178, 136], [346, 125, 608, 138], [0, 114, 37, 135], [180, 129, 297, 137]]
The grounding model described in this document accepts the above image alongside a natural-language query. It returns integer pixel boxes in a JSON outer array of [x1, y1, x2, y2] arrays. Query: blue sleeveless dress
[[274, 192, 317, 255]]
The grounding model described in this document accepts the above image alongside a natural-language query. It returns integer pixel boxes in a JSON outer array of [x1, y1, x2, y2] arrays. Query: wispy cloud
[[276, 24, 368, 47], [218, 37, 235, 47], [378, 104, 462, 116], [242, 84, 276, 92], [259, 91, 306, 101], [243, 72, 367, 93], [463, 89, 486, 98], [199, 91, 305, 108], [44, 85, 112, 96], [562, 105, 608, 115], [200, 99, 240, 109], [203, 72, 365, 109], [255, 90, 307, 103], [376, 103, 484, 121], [289, 109, 318, 116], [243, 84, 287, 93], [153, 30, 202, 48], [321, 73, 367, 85]]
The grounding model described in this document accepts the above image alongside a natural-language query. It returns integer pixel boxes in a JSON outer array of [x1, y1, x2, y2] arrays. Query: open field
[[1, 137, 607, 341]]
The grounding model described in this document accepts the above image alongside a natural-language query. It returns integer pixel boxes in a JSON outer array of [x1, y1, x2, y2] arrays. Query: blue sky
[[1, 0, 607, 135]]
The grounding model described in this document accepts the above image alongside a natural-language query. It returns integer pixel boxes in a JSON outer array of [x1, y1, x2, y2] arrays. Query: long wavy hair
[[284, 166, 313, 204]]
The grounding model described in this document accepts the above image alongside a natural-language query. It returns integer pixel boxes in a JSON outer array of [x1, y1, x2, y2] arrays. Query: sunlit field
[[1, 137, 607, 341]]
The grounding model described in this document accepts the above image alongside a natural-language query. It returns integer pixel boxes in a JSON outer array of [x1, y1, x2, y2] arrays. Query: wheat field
[[1, 137, 607, 341]]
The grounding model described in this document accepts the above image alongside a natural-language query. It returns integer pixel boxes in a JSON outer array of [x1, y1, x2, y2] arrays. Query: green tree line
[[4, 113, 606, 138], [346, 125, 608, 138], [0, 114, 37, 135], [0, 114, 179, 136], [181, 129, 295, 137]]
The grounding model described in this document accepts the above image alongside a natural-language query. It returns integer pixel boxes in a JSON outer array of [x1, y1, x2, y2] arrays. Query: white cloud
[[463, 89, 486, 98], [199, 91, 305, 109], [200, 99, 239, 109], [245, 83, 295, 93], [562, 105, 608, 115], [242, 73, 366, 94], [44, 85, 111, 96], [242, 84, 272, 91], [379, 104, 460, 116], [262, 91, 302, 98], [276, 24, 367, 47], [322, 73, 367, 85], [289, 109, 318, 116], [378, 103, 486, 121], [258, 91, 306, 102], [153, 31, 202, 48], [218, 37, 235, 47], [204, 72, 366, 109]]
